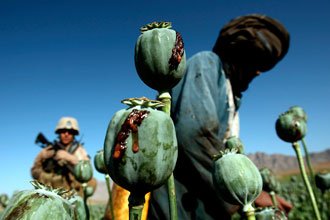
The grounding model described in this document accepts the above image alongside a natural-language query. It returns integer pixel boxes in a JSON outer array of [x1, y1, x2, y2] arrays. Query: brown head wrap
[[213, 14, 290, 72]]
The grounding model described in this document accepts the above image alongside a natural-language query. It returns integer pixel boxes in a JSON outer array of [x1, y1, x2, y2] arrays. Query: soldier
[[31, 116, 97, 197]]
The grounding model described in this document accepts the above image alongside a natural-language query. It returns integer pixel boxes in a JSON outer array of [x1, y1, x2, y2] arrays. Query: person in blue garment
[[148, 14, 291, 219]]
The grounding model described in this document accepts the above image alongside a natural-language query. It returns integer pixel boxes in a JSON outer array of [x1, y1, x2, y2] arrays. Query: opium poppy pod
[[315, 172, 330, 193], [1, 181, 81, 219], [225, 136, 244, 154], [73, 160, 94, 183], [94, 150, 108, 175], [288, 106, 307, 122], [275, 112, 307, 143], [259, 168, 281, 193], [134, 21, 186, 92], [104, 100, 178, 196], [213, 150, 262, 212]]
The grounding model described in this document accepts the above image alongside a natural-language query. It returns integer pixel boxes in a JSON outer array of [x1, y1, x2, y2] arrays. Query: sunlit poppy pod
[[212, 150, 262, 212], [134, 21, 186, 92], [1, 181, 84, 219], [103, 98, 178, 196], [288, 105, 308, 122], [94, 150, 108, 175], [225, 136, 244, 154], [275, 112, 307, 143], [73, 160, 93, 183]]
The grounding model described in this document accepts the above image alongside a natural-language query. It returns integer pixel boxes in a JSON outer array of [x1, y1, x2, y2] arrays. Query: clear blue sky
[[1, 0, 330, 195]]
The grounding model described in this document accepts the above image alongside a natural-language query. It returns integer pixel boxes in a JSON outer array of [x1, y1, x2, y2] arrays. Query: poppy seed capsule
[[275, 112, 307, 143], [134, 21, 186, 91], [73, 160, 93, 183], [315, 172, 330, 193], [288, 106, 307, 122], [94, 150, 108, 174], [1, 181, 85, 219], [213, 151, 262, 212], [225, 136, 244, 154], [259, 168, 281, 193], [104, 105, 178, 196]]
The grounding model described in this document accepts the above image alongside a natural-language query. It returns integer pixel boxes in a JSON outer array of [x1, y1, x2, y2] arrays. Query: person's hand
[[40, 146, 55, 160], [54, 150, 78, 165], [255, 190, 293, 214]]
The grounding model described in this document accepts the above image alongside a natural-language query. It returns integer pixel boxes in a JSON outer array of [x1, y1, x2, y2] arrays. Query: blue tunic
[[148, 51, 240, 219]]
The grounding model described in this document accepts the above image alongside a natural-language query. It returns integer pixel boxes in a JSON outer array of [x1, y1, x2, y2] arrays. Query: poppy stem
[[128, 192, 145, 220], [158, 91, 178, 220], [292, 142, 321, 220], [270, 191, 278, 208], [105, 174, 115, 220], [301, 138, 316, 186], [244, 204, 256, 220], [82, 183, 90, 220]]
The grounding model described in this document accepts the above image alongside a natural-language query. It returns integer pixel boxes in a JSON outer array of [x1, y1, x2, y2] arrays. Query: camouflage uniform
[[31, 143, 97, 197]]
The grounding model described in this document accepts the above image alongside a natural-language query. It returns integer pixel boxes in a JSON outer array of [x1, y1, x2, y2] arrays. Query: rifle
[[35, 132, 65, 150]]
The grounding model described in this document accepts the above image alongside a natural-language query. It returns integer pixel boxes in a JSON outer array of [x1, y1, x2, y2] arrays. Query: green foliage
[[88, 204, 106, 220], [282, 175, 330, 220], [230, 174, 330, 220]]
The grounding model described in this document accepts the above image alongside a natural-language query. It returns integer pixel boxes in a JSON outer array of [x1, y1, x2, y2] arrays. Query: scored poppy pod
[[103, 98, 178, 199], [134, 21, 186, 92]]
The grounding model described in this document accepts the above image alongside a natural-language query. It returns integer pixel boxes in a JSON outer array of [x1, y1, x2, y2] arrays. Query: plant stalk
[[269, 191, 278, 208], [128, 192, 145, 220], [82, 183, 90, 220], [158, 91, 178, 220], [292, 142, 321, 220], [105, 174, 115, 220], [158, 91, 171, 114], [244, 205, 256, 220], [129, 205, 144, 220], [301, 138, 316, 185]]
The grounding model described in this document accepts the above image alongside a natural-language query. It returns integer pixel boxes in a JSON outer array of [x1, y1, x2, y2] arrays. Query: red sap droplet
[[177, 55, 182, 63], [113, 109, 150, 160], [132, 141, 139, 153]]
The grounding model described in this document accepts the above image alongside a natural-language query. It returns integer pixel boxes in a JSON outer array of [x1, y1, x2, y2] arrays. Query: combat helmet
[[55, 117, 80, 135]]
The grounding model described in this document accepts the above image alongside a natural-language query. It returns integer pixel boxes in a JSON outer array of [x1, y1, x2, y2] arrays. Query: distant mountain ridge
[[247, 148, 330, 173]]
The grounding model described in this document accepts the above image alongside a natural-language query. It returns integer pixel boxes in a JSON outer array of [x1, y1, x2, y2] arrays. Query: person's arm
[[54, 144, 90, 166], [31, 146, 55, 179], [54, 150, 78, 166]]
